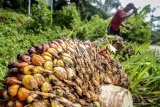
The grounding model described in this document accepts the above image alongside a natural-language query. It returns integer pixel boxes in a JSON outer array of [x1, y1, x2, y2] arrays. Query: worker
[[107, 3, 137, 36]]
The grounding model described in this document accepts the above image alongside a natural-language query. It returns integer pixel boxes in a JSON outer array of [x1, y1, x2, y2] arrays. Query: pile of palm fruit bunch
[[0, 39, 129, 107], [111, 37, 134, 61], [97, 36, 134, 61]]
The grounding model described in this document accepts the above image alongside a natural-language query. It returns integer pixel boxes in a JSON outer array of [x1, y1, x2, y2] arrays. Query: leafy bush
[[53, 3, 81, 29], [0, 8, 28, 24], [26, 0, 52, 33], [74, 15, 109, 40], [52, 4, 109, 41]]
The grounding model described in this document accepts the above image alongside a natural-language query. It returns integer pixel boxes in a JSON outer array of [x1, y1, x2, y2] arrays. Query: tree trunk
[[100, 85, 133, 107]]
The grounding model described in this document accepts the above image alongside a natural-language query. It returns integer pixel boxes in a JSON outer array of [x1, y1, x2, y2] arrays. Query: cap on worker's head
[[126, 3, 136, 9]]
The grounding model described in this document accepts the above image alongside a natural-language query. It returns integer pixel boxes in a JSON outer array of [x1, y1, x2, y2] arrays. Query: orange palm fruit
[[61, 43, 67, 51], [7, 100, 14, 107], [44, 99, 50, 106], [22, 75, 38, 90], [47, 48, 59, 58], [17, 74, 24, 80], [49, 43, 57, 48], [2, 90, 9, 99], [28, 47, 37, 55], [18, 54, 31, 63], [41, 52, 52, 58], [8, 85, 20, 98], [66, 68, 76, 80], [27, 93, 38, 103], [53, 59, 58, 65], [56, 46, 63, 52], [31, 55, 45, 66], [32, 101, 46, 107], [42, 44, 50, 52], [33, 74, 45, 86], [6, 77, 19, 86], [44, 61, 53, 70], [51, 41, 59, 46], [32, 66, 44, 74], [15, 100, 23, 107], [23, 65, 35, 75], [62, 53, 73, 60], [57, 60, 64, 67], [18, 87, 30, 101], [56, 39, 64, 44], [42, 55, 52, 61], [62, 56, 74, 65], [41, 82, 52, 93], [48, 74, 58, 81], [53, 67, 67, 80], [18, 62, 29, 69]]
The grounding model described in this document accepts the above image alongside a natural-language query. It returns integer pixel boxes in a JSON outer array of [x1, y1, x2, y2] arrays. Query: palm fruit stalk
[[0, 39, 131, 107]]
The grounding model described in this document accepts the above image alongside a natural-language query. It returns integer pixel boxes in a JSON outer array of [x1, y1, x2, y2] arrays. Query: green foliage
[[26, 0, 52, 33], [0, 8, 28, 25], [74, 15, 109, 40], [121, 14, 151, 43], [53, 4, 81, 29]]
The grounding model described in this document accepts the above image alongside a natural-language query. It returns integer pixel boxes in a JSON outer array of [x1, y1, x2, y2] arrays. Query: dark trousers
[[107, 25, 120, 36]]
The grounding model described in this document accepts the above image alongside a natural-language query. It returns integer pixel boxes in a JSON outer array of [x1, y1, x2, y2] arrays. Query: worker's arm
[[120, 9, 137, 19], [121, 23, 130, 30]]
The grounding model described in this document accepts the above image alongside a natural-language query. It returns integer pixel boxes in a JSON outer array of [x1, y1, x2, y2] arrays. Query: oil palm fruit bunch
[[111, 37, 134, 61], [0, 39, 129, 107], [96, 36, 134, 61]]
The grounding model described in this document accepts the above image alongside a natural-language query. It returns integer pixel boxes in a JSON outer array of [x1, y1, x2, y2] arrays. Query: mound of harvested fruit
[[0, 39, 131, 107]]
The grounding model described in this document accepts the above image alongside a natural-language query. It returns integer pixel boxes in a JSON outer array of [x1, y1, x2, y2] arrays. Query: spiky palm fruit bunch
[[0, 39, 129, 107], [111, 37, 134, 61], [95, 36, 134, 61]]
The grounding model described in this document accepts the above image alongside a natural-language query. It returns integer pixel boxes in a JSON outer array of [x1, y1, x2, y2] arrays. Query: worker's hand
[[125, 26, 130, 30], [133, 8, 138, 13]]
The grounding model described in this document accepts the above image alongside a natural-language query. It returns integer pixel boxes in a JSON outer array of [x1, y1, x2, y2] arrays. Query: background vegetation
[[0, 0, 160, 106], [121, 5, 152, 43]]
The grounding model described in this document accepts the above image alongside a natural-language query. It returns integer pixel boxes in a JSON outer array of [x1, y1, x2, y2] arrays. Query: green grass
[[121, 43, 160, 106]]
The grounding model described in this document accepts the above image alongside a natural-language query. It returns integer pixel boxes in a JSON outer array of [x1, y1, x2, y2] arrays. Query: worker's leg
[[107, 26, 117, 35], [116, 29, 120, 36], [107, 25, 111, 35]]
